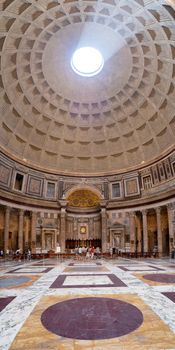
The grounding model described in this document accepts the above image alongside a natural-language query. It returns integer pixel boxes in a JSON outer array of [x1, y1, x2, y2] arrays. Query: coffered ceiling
[[0, 0, 175, 175]]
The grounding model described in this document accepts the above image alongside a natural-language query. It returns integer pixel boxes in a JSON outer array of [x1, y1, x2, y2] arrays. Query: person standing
[[27, 249, 31, 261], [110, 246, 113, 258], [91, 246, 95, 259]]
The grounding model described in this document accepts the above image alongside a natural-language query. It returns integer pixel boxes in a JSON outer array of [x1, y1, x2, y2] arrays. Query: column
[[60, 201, 67, 253], [31, 211, 37, 253], [101, 204, 107, 253], [142, 209, 148, 254], [4, 206, 10, 254], [54, 230, 57, 250], [18, 209, 24, 252], [136, 214, 142, 254], [89, 218, 94, 239], [129, 212, 136, 254], [156, 207, 162, 257], [41, 228, 45, 251], [167, 203, 175, 254], [24, 214, 29, 250], [60, 208, 66, 253]]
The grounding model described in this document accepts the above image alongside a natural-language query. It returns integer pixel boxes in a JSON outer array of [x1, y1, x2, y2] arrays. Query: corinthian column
[[18, 209, 24, 252], [31, 211, 37, 253], [59, 200, 67, 253], [142, 209, 148, 253], [156, 207, 162, 257], [60, 208, 66, 253], [4, 206, 10, 253], [101, 202, 107, 253], [167, 203, 175, 254], [129, 212, 136, 253]]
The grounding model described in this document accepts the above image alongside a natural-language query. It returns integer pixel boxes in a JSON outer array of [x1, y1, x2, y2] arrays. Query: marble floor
[[0, 257, 175, 350]]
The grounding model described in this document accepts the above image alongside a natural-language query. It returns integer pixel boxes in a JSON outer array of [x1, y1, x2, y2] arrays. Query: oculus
[[71, 47, 104, 77]]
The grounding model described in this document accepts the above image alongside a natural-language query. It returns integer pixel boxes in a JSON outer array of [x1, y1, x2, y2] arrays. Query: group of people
[[15, 248, 31, 261], [74, 246, 101, 259], [0, 248, 31, 260]]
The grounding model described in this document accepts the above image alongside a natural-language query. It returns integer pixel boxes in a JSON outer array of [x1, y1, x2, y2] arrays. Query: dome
[[0, 0, 175, 175]]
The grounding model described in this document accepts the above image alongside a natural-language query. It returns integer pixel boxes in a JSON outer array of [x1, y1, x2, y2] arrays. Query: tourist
[[86, 250, 90, 259], [15, 248, 21, 261], [95, 246, 101, 259], [27, 249, 31, 261], [110, 246, 113, 258], [90, 246, 95, 259]]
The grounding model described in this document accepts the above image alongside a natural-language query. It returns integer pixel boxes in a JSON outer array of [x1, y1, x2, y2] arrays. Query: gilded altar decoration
[[68, 189, 100, 207], [80, 226, 86, 234]]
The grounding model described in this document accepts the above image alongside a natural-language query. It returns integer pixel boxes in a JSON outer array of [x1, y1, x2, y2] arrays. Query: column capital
[[142, 209, 148, 215], [5, 206, 11, 212], [59, 200, 68, 208], [100, 200, 108, 208], [31, 211, 37, 217], [156, 207, 161, 215], [129, 211, 136, 218], [167, 203, 175, 211], [61, 207, 66, 215], [19, 209, 24, 215]]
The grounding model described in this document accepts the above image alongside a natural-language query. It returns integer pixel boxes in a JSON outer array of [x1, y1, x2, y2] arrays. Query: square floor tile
[[63, 275, 113, 286], [50, 274, 127, 288]]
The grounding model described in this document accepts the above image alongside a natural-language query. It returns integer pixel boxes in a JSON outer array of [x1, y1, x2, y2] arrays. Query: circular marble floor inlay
[[0, 276, 31, 288], [41, 297, 143, 340], [143, 274, 175, 283]]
